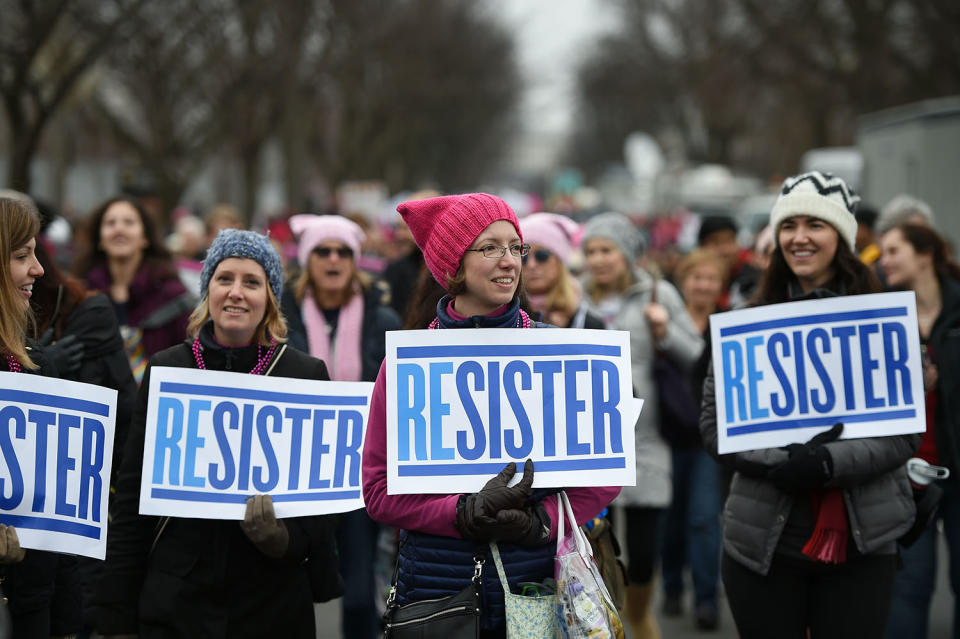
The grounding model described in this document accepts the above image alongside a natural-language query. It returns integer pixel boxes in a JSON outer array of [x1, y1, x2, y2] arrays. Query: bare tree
[[0, 0, 146, 191], [570, 0, 960, 179]]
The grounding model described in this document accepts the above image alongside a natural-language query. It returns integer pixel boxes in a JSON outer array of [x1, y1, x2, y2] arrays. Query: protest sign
[[141, 367, 373, 519], [0, 372, 117, 559], [710, 291, 925, 454], [385, 328, 641, 494]]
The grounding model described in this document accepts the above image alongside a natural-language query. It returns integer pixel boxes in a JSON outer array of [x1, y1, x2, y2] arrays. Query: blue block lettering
[[55, 413, 80, 517], [209, 401, 238, 490], [591, 359, 623, 454], [503, 361, 533, 458], [564, 360, 589, 455], [183, 399, 211, 488], [767, 333, 794, 416], [792, 331, 809, 414], [28, 410, 55, 512], [746, 336, 768, 419], [253, 405, 281, 492], [488, 362, 502, 459], [236, 404, 255, 491], [882, 322, 913, 406], [859, 324, 884, 409], [153, 397, 184, 485], [533, 361, 562, 457], [397, 364, 426, 461], [284, 407, 310, 490], [334, 410, 363, 488], [429, 362, 454, 460], [831, 326, 857, 410], [78, 418, 105, 522], [455, 362, 486, 460], [309, 409, 333, 489], [0, 406, 25, 510], [807, 329, 836, 413], [721, 341, 746, 423]]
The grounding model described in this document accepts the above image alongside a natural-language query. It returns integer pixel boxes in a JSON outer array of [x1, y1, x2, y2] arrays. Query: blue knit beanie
[[200, 229, 284, 301]]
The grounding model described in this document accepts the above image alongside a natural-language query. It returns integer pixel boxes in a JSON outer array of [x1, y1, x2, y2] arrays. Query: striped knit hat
[[770, 171, 859, 251]]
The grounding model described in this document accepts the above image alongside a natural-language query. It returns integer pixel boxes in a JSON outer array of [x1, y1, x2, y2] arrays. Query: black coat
[[57, 292, 138, 479], [95, 328, 336, 638], [282, 284, 402, 382], [929, 276, 960, 474]]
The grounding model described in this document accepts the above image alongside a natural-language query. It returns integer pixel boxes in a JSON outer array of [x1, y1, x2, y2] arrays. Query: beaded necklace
[[192, 337, 277, 375], [428, 308, 531, 330], [5, 354, 21, 373]]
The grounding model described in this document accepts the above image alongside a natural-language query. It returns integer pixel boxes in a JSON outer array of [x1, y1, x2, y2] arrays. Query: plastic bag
[[555, 491, 624, 639]]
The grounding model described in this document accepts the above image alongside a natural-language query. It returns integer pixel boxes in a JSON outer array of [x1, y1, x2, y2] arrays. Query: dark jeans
[[336, 509, 381, 639], [723, 551, 897, 639], [887, 478, 960, 639], [661, 448, 722, 606]]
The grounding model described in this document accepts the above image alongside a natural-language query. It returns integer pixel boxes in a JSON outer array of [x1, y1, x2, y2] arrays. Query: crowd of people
[[0, 172, 955, 638]]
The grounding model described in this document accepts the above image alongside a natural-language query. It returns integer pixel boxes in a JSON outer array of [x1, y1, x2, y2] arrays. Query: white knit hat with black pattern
[[770, 171, 859, 251]]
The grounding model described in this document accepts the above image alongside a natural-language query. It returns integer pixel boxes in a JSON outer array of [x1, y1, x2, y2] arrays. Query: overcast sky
[[489, 0, 619, 172]]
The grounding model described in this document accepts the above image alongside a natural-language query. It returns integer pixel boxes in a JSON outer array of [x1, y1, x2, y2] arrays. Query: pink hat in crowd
[[288, 214, 366, 267], [397, 193, 522, 288], [518, 212, 581, 264]]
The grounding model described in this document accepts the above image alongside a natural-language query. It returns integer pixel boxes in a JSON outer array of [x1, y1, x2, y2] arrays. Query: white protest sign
[[141, 367, 372, 519], [0, 372, 117, 559], [385, 329, 641, 494], [710, 291, 925, 454]]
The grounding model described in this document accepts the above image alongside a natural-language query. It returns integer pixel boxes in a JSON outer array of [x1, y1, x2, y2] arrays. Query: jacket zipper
[[386, 604, 474, 627]]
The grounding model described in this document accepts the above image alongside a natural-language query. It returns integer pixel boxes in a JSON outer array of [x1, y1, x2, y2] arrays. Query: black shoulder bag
[[382, 546, 485, 638]]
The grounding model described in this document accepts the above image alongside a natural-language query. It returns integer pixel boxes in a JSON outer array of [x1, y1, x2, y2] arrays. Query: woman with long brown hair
[[880, 222, 960, 638]]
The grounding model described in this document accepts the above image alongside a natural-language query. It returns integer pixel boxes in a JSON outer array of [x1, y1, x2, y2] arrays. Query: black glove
[[39, 328, 84, 377], [767, 423, 844, 493], [455, 500, 551, 546], [455, 460, 535, 541]]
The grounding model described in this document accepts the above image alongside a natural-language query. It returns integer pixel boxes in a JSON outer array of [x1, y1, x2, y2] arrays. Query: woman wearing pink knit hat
[[361, 193, 621, 634], [519, 212, 605, 329], [281, 213, 401, 639]]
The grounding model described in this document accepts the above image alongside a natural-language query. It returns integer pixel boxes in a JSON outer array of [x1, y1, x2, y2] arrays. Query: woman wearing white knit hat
[[700, 171, 919, 638]]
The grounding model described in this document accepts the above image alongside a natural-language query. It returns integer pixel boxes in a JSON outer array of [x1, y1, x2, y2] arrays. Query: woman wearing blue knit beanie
[[96, 229, 340, 638]]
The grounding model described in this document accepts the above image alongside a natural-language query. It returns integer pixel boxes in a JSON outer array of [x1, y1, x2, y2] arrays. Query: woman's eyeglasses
[[464, 244, 530, 259], [522, 249, 553, 265], [313, 246, 354, 259]]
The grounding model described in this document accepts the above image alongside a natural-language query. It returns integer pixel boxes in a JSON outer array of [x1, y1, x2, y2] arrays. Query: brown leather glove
[[240, 494, 289, 558], [0, 524, 25, 563]]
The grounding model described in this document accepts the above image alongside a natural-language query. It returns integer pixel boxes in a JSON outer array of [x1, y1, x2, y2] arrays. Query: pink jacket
[[362, 361, 621, 539]]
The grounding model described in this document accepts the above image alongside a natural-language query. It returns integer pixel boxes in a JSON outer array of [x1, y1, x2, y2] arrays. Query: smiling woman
[[95, 229, 338, 638]]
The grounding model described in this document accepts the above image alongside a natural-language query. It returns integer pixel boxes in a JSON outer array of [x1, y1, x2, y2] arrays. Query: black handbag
[[382, 549, 484, 638]]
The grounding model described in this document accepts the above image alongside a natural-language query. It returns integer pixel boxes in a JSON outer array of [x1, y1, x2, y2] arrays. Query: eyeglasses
[[522, 249, 553, 265], [313, 246, 354, 259], [464, 243, 530, 259]]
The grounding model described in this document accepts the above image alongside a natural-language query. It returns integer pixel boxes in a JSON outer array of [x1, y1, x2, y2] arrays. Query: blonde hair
[[542, 266, 579, 318], [674, 249, 729, 289], [0, 198, 41, 368], [586, 269, 634, 302], [187, 283, 288, 345]]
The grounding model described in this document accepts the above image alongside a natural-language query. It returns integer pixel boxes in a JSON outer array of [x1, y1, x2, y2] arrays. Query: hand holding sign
[[240, 494, 289, 559], [39, 328, 85, 377], [455, 460, 534, 542], [0, 524, 25, 564], [768, 423, 844, 492]]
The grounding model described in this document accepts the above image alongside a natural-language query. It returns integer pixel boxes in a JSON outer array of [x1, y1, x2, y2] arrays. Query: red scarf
[[802, 489, 848, 563]]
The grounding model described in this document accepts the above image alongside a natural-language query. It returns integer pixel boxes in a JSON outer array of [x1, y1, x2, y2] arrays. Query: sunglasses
[[522, 249, 553, 265], [313, 246, 354, 259]]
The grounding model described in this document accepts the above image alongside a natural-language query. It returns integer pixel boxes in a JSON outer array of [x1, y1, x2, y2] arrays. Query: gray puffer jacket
[[700, 362, 920, 575], [584, 269, 703, 507]]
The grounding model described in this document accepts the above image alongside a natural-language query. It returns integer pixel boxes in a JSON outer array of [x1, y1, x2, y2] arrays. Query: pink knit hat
[[288, 214, 366, 268], [397, 193, 522, 288], [518, 212, 581, 264]]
